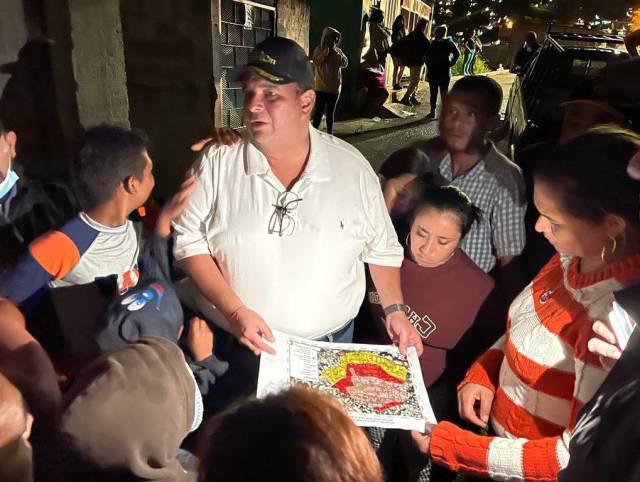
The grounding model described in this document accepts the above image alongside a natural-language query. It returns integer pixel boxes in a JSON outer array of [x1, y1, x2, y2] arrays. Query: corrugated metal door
[[219, 0, 276, 127]]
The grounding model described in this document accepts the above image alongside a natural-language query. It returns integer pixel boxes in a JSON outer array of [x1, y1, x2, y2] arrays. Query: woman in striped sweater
[[411, 128, 640, 481]]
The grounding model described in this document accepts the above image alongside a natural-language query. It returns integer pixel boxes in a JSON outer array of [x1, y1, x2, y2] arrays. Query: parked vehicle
[[504, 31, 629, 158]]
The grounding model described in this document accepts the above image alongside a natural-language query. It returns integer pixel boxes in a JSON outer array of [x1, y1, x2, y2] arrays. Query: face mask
[[184, 361, 204, 433], [0, 169, 19, 199]]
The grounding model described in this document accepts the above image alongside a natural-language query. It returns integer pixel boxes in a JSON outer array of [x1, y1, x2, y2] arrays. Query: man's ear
[[300, 89, 316, 115], [5, 131, 17, 158], [123, 175, 139, 195]]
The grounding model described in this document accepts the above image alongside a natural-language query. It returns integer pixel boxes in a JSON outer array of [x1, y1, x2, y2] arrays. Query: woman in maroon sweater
[[366, 185, 494, 481]]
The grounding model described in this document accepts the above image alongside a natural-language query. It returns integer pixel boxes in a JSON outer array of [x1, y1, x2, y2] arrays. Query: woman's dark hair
[[378, 146, 437, 180], [198, 386, 383, 482], [534, 127, 640, 228], [370, 8, 384, 24], [410, 185, 482, 238], [72, 124, 149, 210], [415, 18, 428, 33], [392, 14, 404, 33]]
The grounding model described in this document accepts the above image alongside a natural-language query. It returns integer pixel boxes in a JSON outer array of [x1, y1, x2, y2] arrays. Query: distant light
[[506, 20, 514, 29]]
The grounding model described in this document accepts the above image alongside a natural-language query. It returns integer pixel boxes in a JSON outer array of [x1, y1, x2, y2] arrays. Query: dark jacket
[[426, 38, 461, 78], [390, 26, 406, 56], [0, 177, 77, 271], [397, 30, 430, 67], [559, 283, 640, 482]]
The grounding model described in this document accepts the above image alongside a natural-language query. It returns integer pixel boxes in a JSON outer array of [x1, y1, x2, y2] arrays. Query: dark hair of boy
[[535, 127, 640, 228], [450, 75, 503, 117], [72, 124, 148, 211], [411, 185, 482, 238]]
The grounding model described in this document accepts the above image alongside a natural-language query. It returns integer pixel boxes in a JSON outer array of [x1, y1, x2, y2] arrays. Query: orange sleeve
[[29, 231, 81, 279], [458, 336, 506, 393]]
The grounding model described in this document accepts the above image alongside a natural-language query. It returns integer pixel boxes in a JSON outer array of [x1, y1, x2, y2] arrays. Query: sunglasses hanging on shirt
[[269, 190, 303, 237]]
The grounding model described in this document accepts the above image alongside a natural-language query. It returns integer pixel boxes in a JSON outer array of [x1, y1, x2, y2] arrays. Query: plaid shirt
[[438, 144, 526, 272]]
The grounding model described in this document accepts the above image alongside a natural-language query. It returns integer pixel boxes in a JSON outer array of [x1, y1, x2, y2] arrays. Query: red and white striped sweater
[[430, 253, 640, 481]]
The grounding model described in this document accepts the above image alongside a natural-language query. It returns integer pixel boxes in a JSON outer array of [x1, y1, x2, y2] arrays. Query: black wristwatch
[[383, 303, 408, 316]]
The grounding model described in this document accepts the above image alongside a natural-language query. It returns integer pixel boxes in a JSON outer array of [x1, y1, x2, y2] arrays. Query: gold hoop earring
[[611, 235, 618, 255], [601, 235, 618, 262]]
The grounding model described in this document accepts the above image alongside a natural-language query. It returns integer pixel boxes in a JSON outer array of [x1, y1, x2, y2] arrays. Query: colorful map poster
[[257, 330, 437, 431]]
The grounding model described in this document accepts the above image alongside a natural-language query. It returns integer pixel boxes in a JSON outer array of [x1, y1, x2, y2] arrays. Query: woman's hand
[[588, 320, 622, 371], [458, 383, 494, 429], [410, 430, 431, 455]]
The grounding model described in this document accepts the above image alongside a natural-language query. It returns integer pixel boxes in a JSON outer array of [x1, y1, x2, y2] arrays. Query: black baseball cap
[[229, 36, 313, 88]]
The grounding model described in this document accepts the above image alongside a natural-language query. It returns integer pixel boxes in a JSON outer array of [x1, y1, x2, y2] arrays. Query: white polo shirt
[[173, 127, 402, 339]]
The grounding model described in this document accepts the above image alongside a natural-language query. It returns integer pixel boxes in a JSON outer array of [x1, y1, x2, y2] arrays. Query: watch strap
[[383, 303, 407, 316]]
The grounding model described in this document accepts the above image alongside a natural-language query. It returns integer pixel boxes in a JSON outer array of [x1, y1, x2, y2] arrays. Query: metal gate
[[220, 0, 276, 127]]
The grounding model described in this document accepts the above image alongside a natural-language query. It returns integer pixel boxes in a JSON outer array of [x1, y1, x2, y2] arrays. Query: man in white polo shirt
[[174, 37, 420, 387]]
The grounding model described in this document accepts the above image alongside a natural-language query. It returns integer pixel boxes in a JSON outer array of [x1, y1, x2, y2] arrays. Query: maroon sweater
[[367, 249, 494, 387]]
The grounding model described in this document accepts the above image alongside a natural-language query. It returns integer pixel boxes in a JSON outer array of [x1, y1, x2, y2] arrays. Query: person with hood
[[36, 336, 202, 482], [312, 27, 348, 135]]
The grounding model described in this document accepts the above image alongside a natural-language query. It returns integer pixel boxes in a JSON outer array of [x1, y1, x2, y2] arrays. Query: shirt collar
[[244, 127, 332, 183], [440, 151, 486, 180]]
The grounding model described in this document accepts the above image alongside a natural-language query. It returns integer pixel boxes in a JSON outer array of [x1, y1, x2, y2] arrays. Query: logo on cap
[[250, 51, 277, 65]]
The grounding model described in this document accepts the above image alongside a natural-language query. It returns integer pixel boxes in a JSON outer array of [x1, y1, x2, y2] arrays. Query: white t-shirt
[[173, 127, 402, 339]]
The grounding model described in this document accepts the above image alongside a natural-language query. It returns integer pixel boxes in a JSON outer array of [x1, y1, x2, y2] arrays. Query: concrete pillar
[[0, 0, 28, 94], [68, 0, 129, 127], [277, 0, 311, 52]]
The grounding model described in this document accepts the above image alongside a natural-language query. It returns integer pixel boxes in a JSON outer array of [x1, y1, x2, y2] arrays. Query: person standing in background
[[390, 15, 407, 91], [367, 8, 391, 65], [425, 24, 460, 120], [312, 27, 348, 135], [512, 31, 540, 75], [398, 18, 430, 106], [462, 30, 481, 76]]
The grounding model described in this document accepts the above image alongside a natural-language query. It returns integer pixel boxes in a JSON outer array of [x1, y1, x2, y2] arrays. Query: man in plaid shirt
[[416, 76, 525, 273]]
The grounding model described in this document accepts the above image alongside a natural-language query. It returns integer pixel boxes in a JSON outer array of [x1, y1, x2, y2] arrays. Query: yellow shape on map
[[321, 352, 407, 386]]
